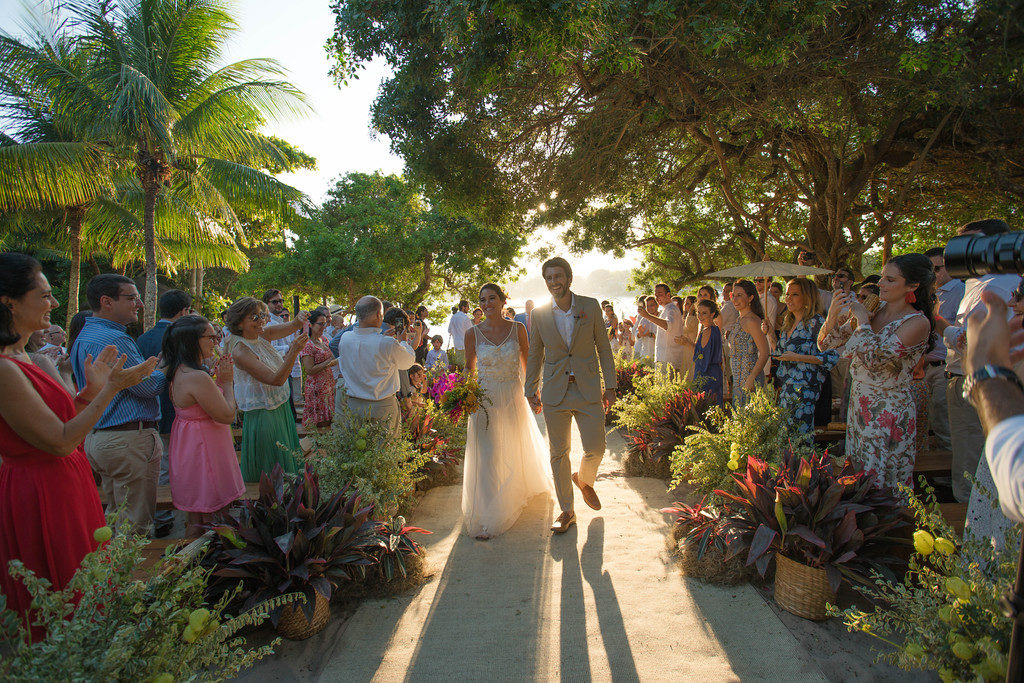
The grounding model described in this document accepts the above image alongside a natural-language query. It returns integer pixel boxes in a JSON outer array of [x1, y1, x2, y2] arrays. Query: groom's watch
[[963, 364, 1024, 408]]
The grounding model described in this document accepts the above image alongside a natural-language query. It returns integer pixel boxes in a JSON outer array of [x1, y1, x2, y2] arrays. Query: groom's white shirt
[[552, 294, 576, 347], [448, 310, 473, 350]]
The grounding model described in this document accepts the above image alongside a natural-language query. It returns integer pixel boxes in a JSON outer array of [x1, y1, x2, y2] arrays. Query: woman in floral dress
[[727, 280, 770, 408], [771, 278, 838, 433], [817, 255, 935, 489], [300, 310, 338, 431]]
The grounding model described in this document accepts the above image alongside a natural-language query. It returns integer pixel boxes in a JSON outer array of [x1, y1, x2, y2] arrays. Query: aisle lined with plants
[[609, 352, 1019, 681]]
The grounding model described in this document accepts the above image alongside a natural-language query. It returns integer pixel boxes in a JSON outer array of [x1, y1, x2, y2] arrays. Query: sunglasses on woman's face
[[249, 313, 269, 322]]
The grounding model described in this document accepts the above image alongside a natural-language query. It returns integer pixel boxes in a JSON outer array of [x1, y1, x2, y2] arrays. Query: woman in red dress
[[300, 309, 338, 431], [0, 254, 157, 634]]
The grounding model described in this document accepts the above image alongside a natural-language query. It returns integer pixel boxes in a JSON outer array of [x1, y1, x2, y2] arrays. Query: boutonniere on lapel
[[572, 310, 586, 323]]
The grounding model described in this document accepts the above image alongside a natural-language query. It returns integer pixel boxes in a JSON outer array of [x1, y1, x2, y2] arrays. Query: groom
[[525, 257, 617, 533]]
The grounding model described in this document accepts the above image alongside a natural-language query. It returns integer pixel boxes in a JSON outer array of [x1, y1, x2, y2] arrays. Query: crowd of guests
[[604, 220, 1019, 545], [1, 216, 1019, 632]]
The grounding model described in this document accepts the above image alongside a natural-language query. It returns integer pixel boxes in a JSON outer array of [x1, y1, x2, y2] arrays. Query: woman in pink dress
[[162, 315, 244, 538], [0, 253, 157, 634], [300, 310, 338, 431]]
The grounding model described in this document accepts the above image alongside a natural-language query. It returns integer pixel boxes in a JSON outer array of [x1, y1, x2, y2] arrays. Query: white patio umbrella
[[706, 259, 833, 322]]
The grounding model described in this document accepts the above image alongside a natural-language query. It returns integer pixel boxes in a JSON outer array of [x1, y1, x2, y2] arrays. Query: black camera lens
[[944, 231, 1024, 280]]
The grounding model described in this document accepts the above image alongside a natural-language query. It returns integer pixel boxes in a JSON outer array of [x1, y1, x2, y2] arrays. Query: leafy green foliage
[[404, 400, 466, 484], [832, 484, 1018, 681], [304, 404, 431, 517], [203, 464, 375, 626], [360, 515, 431, 583], [670, 385, 811, 497], [329, 0, 1024, 280], [0, 523, 282, 680], [238, 172, 523, 308], [714, 451, 910, 591]]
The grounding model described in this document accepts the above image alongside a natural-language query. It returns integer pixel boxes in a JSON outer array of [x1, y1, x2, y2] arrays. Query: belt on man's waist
[[94, 420, 158, 433], [567, 375, 576, 383], [927, 360, 944, 367], [946, 371, 963, 380]]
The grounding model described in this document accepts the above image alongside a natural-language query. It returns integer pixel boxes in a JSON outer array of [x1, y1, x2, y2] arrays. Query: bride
[[462, 283, 554, 540]]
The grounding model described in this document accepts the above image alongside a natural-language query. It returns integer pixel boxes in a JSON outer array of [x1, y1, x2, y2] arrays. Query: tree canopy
[[329, 0, 1024, 278], [236, 172, 523, 307]]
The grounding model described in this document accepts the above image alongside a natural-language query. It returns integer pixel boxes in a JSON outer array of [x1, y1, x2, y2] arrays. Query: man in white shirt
[[936, 219, 1020, 502], [339, 296, 419, 438], [922, 247, 965, 451], [447, 299, 473, 369], [636, 283, 685, 372]]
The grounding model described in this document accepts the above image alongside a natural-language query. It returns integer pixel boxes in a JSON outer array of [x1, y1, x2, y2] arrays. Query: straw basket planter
[[773, 554, 835, 621], [276, 592, 330, 640]]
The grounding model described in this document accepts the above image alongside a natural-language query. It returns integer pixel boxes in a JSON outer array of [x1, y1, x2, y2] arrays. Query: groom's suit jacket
[[524, 294, 617, 406]]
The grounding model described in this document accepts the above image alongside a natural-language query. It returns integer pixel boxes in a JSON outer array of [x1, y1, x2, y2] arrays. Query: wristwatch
[[963, 364, 1024, 407]]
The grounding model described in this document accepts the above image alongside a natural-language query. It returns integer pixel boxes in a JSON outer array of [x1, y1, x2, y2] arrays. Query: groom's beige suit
[[524, 294, 617, 513]]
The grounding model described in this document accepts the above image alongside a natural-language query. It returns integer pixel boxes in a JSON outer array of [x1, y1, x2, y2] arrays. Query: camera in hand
[[944, 231, 1024, 279]]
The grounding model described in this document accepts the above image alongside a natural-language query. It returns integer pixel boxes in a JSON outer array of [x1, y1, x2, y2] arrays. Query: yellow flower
[[913, 530, 935, 555], [934, 537, 956, 555], [727, 458, 740, 471]]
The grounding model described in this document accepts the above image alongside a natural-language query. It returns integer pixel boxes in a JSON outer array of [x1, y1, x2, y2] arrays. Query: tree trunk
[[66, 208, 85, 326], [882, 232, 892, 264], [196, 266, 204, 300], [142, 177, 159, 329]]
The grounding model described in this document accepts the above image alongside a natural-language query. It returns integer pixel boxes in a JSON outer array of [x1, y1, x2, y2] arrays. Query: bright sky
[[3, 0, 641, 279]]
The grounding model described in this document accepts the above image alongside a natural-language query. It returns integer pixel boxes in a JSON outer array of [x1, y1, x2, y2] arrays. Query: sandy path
[[246, 420, 827, 682]]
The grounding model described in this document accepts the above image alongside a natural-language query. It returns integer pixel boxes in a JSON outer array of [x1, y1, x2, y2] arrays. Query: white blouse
[[226, 335, 290, 412]]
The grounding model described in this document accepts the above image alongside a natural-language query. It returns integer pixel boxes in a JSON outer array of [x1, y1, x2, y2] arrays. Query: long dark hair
[[161, 315, 212, 382], [733, 279, 765, 321], [0, 253, 43, 346], [890, 253, 937, 353]]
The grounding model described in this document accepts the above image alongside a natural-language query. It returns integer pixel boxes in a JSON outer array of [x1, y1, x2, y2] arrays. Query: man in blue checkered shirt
[[71, 274, 166, 536]]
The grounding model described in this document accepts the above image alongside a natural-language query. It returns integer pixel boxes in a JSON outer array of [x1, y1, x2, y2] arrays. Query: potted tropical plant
[[715, 451, 910, 620], [204, 465, 376, 640], [661, 498, 751, 585]]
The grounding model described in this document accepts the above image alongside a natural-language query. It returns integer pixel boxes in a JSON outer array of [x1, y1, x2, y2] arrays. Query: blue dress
[[775, 315, 839, 433], [693, 325, 723, 405]]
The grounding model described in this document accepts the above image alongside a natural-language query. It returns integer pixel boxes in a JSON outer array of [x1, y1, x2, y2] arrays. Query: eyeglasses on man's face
[[269, 298, 284, 305]]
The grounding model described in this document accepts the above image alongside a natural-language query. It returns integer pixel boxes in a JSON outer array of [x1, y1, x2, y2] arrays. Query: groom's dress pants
[[544, 381, 606, 512]]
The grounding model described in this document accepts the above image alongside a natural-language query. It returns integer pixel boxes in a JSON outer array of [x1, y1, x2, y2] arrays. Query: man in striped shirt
[[71, 274, 166, 536]]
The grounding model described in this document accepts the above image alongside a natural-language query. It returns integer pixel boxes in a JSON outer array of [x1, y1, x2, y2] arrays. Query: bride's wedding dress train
[[462, 325, 553, 538]]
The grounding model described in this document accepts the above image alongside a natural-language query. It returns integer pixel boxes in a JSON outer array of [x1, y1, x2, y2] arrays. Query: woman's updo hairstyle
[[479, 283, 508, 303], [890, 253, 937, 352], [224, 296, 267, 336], [0, 253, 43, 346]]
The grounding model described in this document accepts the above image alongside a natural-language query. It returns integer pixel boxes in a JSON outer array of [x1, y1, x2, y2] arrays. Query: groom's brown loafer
[[550, 511, 576, 534], [572, 472, 602, 511]]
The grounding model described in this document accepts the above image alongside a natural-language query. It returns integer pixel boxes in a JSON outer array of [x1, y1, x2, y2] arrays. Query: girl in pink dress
[[300, 310, 338, 431], [162, 315, 244, 537]]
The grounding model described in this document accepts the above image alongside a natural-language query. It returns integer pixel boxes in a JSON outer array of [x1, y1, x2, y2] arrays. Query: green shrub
[[612, 368, 695, 432], [305, 405, 431, 517], [832, 483, 1018, 682], [669, 385, 813, 497], [0, 524, 283, 680]]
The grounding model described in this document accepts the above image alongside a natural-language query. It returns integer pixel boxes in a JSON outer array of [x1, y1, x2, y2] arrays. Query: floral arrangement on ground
[[831, 482, 1018, 682], [670, 385, 814, 499], [0, 515, 286, 680], [612, 369, 712, 478], [305, 405, 431, 518]]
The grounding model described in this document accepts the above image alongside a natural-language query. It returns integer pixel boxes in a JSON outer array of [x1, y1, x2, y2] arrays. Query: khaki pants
[[84, 427, 161, 535], [348, 395, 401, 439], [543, 382, 606, 513], [947, 376, 985, 503], [925, 364, 951, 449]]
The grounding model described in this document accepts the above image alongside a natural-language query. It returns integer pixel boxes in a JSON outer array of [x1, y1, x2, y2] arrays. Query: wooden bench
[[940, 502, 967, 535], [99, 481, 262, 511], [914, 448, 952, 475]]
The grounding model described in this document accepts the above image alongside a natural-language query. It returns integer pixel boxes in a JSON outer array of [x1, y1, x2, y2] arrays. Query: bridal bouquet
[[429, 372, 490, 424]]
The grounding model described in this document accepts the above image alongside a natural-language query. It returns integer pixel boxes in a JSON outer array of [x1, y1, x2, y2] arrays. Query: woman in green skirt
[[224, 297, 308, 481]]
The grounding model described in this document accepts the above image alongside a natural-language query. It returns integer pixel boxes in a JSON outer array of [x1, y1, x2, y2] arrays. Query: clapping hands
[[82, 345, 159, 397], [212, 354, 234, 386]]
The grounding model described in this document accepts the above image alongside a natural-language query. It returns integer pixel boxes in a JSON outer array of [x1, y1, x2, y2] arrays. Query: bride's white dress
[[462, 325, 554, 537]]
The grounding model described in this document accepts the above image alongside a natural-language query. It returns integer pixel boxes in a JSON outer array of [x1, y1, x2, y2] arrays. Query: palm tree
[[74, 0, 309, 327], [0, 25, 114, 322]]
